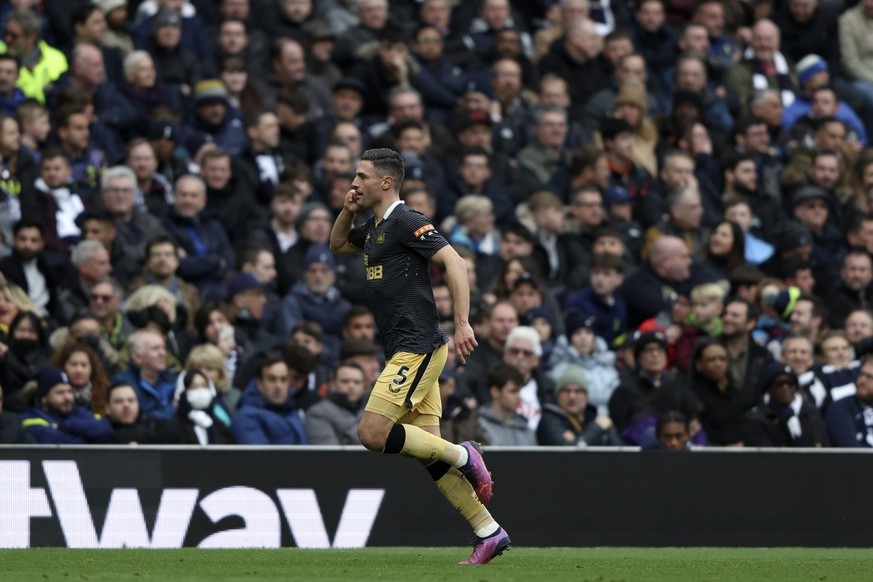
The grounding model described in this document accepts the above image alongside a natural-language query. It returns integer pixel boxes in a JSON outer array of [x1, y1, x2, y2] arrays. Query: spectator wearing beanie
[[538, 364, 621, 446], [20, 367, 113, 444]]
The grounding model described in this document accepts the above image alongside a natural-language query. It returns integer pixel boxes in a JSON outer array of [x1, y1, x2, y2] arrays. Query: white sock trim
[[475, 522, 500, 538], [453, 444, 468, 468]]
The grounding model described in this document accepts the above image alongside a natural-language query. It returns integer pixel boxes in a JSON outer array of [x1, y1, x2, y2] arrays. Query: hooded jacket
[[232, 381, 308, 445]]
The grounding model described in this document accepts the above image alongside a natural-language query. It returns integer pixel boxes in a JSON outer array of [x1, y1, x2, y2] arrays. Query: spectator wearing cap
[[282, 244, 351, 354], [538, 363, 621, 446], [147, 119, 189, 185], [791, 185, 846, 295], [223, 271, 278, 359], [143, 7, 207, 103], [743, 360, 830, 448], [549, 310, 620, 417], [132, 0, 213, 65], [477, 362, 537, 446], [608, 330, 695, 442], [180, 79, 247, 157], [603, 185, 644, 260], [161, 174, 234, 301], [781, 55, 868, 145], [564, 253, 627, 349], [20, 367, 113, 444]]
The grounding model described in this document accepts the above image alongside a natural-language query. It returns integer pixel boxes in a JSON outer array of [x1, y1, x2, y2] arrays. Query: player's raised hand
[[454, 322, 478, 365], [345, 189, 364, 213]]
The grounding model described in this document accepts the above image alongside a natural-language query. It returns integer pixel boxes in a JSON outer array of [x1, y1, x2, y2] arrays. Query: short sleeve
[[397, 208, 448, 259]]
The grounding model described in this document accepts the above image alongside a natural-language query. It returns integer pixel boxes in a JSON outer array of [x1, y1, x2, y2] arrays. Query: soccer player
[[330, 148, 510, 564]]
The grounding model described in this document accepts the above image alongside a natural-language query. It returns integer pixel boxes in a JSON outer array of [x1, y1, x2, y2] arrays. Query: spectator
[[51, 341, 109, 414], [826, 250, 873, 330], [640, 410, 693, 451], [161, 174, 234, 301], [104, 380, 177, 444], [549, 310, 620, 416], [517, 105, 570, 193], [820, 330, 861, 403], [0, 53, 27, 115], [0, 311, 51, 409], [502, 325, 554, 430], [538, 363, 620, 446], [4, 9, 68, 104], [20, 366, 112, 444], [729, 19, 798, 115], [0, 219, 62, 322], [225, 271, 279, 355], [563, 252, 628, 348], [458, 301, 518, 402], [232, 352, 308, 445], [57, 240, 113, 323], [620, 235, 692, 329], [538, 20, 611, 112], [0, 379, 33, 443], [125, 138, 174, 217], [234, 110, 284, 207], [826, 354, 873, 447], [180, 80, 246, 157], [167, 367, 233, 444], [113, 328, 178, 420], [30, 149, 85, 257], [477, 362, 537, 446], [722, 298, 773, 392], [744, 360, 829, 447], [305, 361, 368, 445], [118, 50, 174, 121], [200, 148, 262, 246], [673, 282, 725, 373]]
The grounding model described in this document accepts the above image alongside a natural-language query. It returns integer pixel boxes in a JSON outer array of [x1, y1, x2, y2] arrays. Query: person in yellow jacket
[[1, 9, 67, 104]]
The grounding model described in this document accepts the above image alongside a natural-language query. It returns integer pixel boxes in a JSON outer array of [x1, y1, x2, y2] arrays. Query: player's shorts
[[364, 343, 448, 427]]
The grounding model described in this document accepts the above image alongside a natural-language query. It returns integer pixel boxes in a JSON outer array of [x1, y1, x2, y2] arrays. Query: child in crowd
[[549, 310, 620, 417], [673, 282, 725, 372], [563, 252, 627, 348]]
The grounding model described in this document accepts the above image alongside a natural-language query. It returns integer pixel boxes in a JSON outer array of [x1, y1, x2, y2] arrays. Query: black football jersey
[[348, 203, 449, 359]]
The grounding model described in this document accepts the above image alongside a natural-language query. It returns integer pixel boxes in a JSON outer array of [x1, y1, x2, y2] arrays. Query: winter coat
[[537, 402, 620, 446], [549, 335, 619, 417], [232, 382, 308, 445], [477, 406, 537, 446], [825, 395, 873, 447], [20, 405, 113, 444], [304, 392, 365, 445], [112, 362, 178, 420]]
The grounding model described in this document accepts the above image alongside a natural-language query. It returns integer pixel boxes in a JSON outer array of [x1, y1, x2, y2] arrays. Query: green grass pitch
[[2, 547, 872, 581]]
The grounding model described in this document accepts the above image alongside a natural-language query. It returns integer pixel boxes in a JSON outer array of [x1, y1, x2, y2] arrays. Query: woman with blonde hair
[[185, 343, 242, 413], [0, 283, 40, 338], [610, 79, 658, 176]]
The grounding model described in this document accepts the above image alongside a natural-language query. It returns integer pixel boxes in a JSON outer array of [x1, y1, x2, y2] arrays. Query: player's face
[[351, 160, 385, 208]]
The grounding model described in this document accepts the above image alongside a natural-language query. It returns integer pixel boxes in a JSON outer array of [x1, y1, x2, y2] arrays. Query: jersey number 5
[[392, 365, 410, 386]]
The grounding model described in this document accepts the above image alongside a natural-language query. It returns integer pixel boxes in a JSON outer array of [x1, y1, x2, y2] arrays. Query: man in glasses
[[89, 277, 132, 356], [501, 325, 554, 432], [2, 9, 68, 104]]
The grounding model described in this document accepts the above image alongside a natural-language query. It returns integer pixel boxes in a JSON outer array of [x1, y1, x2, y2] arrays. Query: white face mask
[[186, 387, 213, 410]]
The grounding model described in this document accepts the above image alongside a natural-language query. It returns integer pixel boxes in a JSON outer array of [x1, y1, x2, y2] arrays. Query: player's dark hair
[[360, 148, 405, 191]]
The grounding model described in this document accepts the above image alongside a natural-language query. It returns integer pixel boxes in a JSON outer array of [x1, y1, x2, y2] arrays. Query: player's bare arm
[[329, 190, 363, 255], [431, 245, 478, 365]]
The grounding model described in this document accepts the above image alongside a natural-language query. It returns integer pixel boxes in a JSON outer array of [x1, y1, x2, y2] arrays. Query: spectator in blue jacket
[[161, 174, 234, 301], [825, 355, 873, 447], [563, 252, 627, 348], [232, 352, 308, 445], [112, 329, 178, 420], [21, 366, 112, 444], [180, 79, 247, 157]]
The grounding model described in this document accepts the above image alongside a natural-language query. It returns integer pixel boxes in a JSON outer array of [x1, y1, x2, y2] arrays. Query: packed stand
[[2, 0, 873, 449]]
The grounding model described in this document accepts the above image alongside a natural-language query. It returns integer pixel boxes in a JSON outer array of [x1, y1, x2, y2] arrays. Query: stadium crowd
[[2, 0, 873, 449]]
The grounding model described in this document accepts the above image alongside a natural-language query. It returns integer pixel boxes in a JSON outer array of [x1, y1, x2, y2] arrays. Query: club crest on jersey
[[376, 232, 385, 244]]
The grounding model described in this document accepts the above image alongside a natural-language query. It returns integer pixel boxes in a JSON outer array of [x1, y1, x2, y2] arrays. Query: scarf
[[764, 392, 804, 441], [744, 47, 794, 108], [36, 178, 84, 239]]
